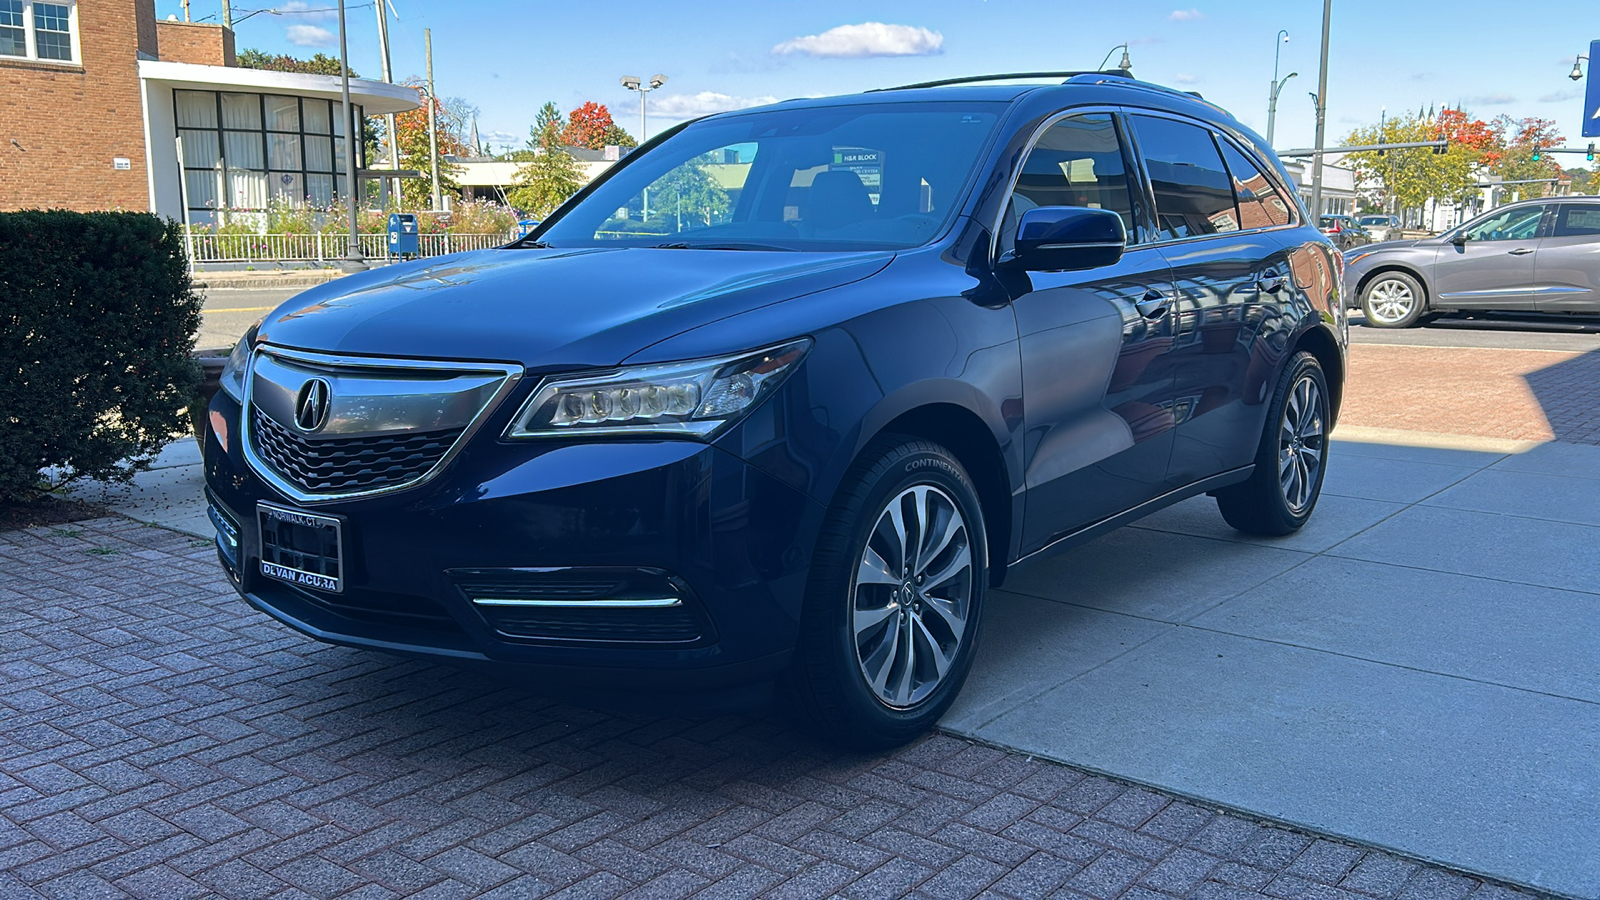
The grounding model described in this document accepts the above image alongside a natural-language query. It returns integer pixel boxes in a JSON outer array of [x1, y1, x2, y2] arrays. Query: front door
[[1434, 204, 1547, 311], [999, 113, 1180, 554], [1535, 203, 1600, 312]]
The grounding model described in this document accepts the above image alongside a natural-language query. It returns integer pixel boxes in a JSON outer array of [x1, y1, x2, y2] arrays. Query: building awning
[[138, 60, 420, 115]]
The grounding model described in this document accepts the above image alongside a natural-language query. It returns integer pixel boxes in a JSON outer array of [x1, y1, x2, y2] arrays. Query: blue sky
[[158, 1, 1598, 155]]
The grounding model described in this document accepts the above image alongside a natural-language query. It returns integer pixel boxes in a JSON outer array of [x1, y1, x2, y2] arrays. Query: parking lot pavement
[[946, 437, 1600, 898], [0, 519, 1546, 899]]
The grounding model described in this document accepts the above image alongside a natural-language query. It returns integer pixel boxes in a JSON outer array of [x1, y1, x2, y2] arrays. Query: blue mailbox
[[387, 213, 418, 257]]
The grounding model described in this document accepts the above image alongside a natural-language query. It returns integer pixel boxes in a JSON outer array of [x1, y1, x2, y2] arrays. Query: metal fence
[[184, 231, 518, 264]]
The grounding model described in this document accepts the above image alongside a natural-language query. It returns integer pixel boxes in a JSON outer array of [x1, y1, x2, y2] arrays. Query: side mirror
[[1009, 207, 1126, 271], [1449, 232, 1467, 246]]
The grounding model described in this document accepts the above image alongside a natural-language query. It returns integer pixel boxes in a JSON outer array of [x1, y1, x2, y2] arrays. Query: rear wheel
[[784, 437, 987, 748], [1215, 351, 1329, 536], [1361, 271, 1426, 328]]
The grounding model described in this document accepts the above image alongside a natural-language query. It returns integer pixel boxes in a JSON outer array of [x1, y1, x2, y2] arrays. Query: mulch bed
[[0, 495, 111, 532]]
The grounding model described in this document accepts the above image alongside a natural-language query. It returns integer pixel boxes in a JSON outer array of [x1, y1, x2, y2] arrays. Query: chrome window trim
[[469, 597, 683, 609], [240, 344, 523, 505], [988, 105, 1132, 265]]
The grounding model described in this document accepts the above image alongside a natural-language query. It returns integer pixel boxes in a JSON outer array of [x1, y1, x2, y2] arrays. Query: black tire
[[1360, 270, 1427, 328], [783, 436, 988, 749], [1215, 351, 1330, 536]]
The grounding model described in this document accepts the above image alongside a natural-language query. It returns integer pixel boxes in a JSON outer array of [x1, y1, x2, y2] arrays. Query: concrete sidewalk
[[68, 431, 1600, 897], [947, 434, 1600, 898]]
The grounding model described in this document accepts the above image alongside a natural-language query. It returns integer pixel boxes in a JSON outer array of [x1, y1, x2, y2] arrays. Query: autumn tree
[[1489, 116, 1564, 199], [1340, 108, 1494, 214], [559, 102, 634, 150], [383, 78, 478, 209], [507, 103, 584, 217]]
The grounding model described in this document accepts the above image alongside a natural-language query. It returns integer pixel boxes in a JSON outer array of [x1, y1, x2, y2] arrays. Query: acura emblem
[[294, 378, 332, 432]]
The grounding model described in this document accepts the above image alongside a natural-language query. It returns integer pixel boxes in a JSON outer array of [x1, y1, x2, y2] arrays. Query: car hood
[[257, 246, 894, 369]]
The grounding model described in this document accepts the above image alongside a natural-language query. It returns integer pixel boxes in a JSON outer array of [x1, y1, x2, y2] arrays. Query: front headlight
[[218, 319, 263, 402], [504, 339, 811, 439]]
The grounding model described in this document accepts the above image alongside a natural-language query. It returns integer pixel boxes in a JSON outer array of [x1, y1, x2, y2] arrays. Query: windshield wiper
[[651, 241, 794, 252]]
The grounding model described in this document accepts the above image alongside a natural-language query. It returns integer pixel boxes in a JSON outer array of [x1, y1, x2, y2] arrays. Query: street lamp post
[[1571, 54, 1589, 81], [621, 74, 667, 219], [1308, 0, 1333, 222], [336, 0, 366, 272], [1266, 30, 1295, 146]]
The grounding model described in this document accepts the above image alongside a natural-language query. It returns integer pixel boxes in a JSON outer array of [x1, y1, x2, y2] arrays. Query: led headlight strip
[[504, 339, 811, 439]]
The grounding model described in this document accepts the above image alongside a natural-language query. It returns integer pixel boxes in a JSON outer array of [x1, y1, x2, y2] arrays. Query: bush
[[0, 211, 202, 501]]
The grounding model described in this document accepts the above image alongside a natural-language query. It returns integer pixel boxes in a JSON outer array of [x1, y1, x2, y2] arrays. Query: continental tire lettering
[[905, 458, 960, 477]]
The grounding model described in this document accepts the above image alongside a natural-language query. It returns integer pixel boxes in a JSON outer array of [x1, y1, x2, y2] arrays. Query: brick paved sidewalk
[[0, 519, 1549, 900], [1339, 344, 1600, 445]]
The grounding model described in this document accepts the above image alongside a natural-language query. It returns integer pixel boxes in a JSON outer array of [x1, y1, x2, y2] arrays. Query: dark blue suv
[[205, 73, 1345, 746]]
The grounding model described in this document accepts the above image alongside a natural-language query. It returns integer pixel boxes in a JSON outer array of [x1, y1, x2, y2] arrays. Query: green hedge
[[0, 211, 202, 501]]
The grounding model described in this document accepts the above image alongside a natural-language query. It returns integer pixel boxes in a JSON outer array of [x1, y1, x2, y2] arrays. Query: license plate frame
[[257, 502, 344, 593]]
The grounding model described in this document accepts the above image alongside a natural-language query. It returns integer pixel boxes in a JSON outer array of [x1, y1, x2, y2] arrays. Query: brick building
[[0, 0, 416, 222]]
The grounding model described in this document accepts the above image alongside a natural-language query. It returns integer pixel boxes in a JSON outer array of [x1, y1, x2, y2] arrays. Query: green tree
[[236, 49, 354, 76], [645, 153, 730, 231], [1339, 108, 1494, 216], [506, 103, 584, 216], [1489, 116, 1564, 199]]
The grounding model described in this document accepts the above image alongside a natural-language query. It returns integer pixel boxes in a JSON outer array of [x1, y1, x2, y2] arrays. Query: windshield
[[1356, 216, 1387, 226], [535, 102, 1004, 252]]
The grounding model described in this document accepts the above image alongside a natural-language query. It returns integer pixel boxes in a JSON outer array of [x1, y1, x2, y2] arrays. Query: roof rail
[[868, 69, 1131, 92], [1063, 72, 1208, 102]]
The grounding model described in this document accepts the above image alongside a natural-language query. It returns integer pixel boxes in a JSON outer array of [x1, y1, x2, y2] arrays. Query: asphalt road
[[198, 286, 1600, 355], [196, 288, 303, 352]]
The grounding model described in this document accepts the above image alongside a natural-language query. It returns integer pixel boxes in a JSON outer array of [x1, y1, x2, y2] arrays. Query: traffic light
[[1532, 148, 1542, 161], [1432, 141, 1446, 155], [1588, 143, 1595, 162]]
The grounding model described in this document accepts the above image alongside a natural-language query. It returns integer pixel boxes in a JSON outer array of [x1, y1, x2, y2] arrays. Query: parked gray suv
[[1345, 197, 1600, 328]]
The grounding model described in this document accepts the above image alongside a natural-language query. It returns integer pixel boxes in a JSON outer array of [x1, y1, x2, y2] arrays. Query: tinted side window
[[1130, 115, 1238, 239], [1000, 114, 1139, 256], [1462, 205, 1545, 242], [1553, 205, 1600, 238], [1217, 140, 1291, 229]]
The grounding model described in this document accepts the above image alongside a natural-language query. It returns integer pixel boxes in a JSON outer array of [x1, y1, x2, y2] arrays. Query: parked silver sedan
[[1344, 197, 1600, 327]]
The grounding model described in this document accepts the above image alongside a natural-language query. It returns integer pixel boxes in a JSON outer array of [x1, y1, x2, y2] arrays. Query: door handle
[[1257, 272, 1288, 293], [1135, 290, 1170, 319], [1509, 247, 1534, 256]]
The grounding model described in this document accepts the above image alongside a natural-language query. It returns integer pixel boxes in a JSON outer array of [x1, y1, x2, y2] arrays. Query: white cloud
[[1172, 73, 1199, 85], [647, 91, 781, 119], [1539, 87, 1583, 103], [772, 22, 943, 59], [1466, 93, 1517, 106], [279, 0, 334, 20], [1167, 8, 1204, 21], [285, 24, 335, 47]]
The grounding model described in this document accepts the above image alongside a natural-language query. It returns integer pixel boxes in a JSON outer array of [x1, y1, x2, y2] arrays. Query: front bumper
[[202, 389, 825, 689]]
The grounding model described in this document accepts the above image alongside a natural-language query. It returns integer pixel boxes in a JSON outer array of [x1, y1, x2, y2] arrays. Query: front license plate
[[257, 502, 344, 593]]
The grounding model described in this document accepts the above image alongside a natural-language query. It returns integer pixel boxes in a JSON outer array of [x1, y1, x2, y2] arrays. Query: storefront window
[[175, 89, 364, 215]]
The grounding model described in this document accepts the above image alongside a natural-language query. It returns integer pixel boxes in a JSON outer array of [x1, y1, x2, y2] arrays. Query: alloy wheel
[[1366, 278, 1416, 325], [852, 485, 973, 709], [1279, 374, 1325, 513]]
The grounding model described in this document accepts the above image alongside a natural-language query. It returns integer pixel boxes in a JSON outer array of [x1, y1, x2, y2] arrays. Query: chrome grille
[[240, 346, 520, 503], [252, 409, 462, 493]]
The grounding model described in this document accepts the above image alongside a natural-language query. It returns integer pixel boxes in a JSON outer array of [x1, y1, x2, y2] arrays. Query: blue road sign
[[1585, 40, 1600, 138]]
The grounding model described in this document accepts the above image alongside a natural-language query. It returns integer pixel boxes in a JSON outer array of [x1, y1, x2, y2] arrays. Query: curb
[[193, 270, 346, 289]]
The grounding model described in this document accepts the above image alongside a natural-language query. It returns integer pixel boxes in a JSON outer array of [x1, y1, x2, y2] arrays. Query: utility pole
[[375, 1, 399, 209], [426, 29, 442, 212], [220, 0, 231, 29], [1266, 30, 1291, 147], [337, 0, 366, 271], [1308, 0, 1332, 222]]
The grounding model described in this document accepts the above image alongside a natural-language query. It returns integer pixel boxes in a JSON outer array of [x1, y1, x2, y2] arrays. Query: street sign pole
[[1583, 40, 1600, 138]]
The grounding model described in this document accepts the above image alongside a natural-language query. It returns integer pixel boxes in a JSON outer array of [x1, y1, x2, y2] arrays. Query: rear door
[[1535, 203, 1600, 312], [1433, 204, 1547, 311], [1125, 113, 1291, 486], [1001, 112, 1181, 553]]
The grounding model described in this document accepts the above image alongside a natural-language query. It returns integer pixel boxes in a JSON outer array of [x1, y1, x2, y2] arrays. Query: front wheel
[[1215, 351, 1330, 536], [1360, 271, 1426, 328], [784, 437, 987, 748]]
